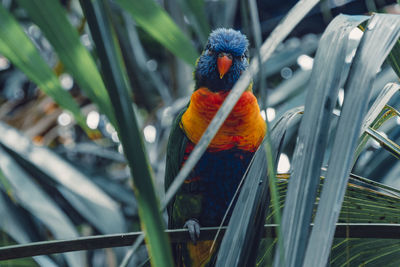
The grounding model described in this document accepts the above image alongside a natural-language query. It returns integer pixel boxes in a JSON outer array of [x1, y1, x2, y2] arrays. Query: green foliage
[[0, 168, 12, 197], [116, 0, 199, 66], [0, 4, 87, 130], [15, 0, 116, 126], [0, 122, 125, 234], [185, 0, 211, 38], [388, 38, 400, 79], [305, 14, 400, 266], [258, 175, 400, 266], [0, 232, 40, 267], [354, 83, 400, 163], [275, 14, 369, 267], [366, 127, 400, 159], [0, 0, 399, 266], [79, 0, 173, 266], [0, 145, 84, 266], [0, 121, 127, 265]]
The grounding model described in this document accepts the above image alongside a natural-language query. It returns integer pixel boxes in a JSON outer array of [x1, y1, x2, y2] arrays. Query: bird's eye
[[207, 49, 214, 56], [241, 55, 246, 60]]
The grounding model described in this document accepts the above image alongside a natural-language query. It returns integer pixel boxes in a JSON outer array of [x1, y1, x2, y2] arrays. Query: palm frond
[[305, 14, 400, 266], [276, 14, 369, 267]]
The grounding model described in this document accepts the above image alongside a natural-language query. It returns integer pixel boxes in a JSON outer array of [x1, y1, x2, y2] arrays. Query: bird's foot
[[184, 219, 200, 245]]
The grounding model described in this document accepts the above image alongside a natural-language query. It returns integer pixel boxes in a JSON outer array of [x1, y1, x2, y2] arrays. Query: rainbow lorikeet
[[165, 28, 266, 267]]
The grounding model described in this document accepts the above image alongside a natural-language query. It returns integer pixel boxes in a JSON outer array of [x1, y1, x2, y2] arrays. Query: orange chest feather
[[181, 87, 266, 152]]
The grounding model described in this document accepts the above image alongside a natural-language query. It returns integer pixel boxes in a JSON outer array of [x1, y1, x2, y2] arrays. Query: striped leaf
[[258, 174, 400, 266]]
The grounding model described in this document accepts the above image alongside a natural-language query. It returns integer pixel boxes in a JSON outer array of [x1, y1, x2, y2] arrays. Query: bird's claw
[[184, 219, 200, 244]]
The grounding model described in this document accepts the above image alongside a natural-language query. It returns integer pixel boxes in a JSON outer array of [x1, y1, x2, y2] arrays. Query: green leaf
[[0, 146, 84, 266], [276, 14, 369, 267], [15, 0, 116, 126], [0, 232, 39, 267], [0, 167, 13, 198], [366, 127, 400, 159], [331, 238, 400, 267], [258, 174, 400, 266], [0, 197, 57, 267], [79, 1, 174, 266], [304, 14, 400, 267], [270, 106, 304, 163], [115, 0, 199, 66], [216, 140, 270, 266], [354, 83, 400, 163], [0, 122, 126, 234], [388, 34, 400, 78], [175, 0, 210, 44], [186, 0, 210, 38], [0, 4, 87, 131]]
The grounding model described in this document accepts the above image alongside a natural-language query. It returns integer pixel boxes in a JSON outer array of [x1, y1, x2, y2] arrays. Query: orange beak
[[217, 53, 233, 79]]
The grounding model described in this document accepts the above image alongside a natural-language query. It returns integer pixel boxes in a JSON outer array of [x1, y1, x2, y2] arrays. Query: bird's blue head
[[194, 28, 249, 92]]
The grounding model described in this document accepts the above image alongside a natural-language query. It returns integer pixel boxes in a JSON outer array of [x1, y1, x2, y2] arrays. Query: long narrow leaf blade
[[388, 37, 400, 78], [0, 122, 125, 234], [366, 127, 400, 159], [186, 0, 210, 39], [115, 0, 199, 66], [274, 14, 369, 267], [79, 1, 174, 266], [216, 1, 321, 266], [258, 173, 400, 266], [354, 82, 400, 163], [331, 239, 400, 267], [0, 4, 87, 130], [0, 192, 58, 267], [216, 143, 269, 266], [360, 83, 400, 135], [174, 0, 209, 44], [270, 106, 304, 164], [0, 147, 83, 266], [303, 14, 400, 267], [15, 0, 116, 126], [263, 175, 400, 226]]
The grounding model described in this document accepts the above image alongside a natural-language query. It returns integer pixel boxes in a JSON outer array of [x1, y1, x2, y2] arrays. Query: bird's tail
[[175, 240, 218, 267]]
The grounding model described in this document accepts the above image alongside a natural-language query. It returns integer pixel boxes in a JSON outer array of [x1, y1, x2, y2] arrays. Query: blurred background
[[0, 0, 399, 266]]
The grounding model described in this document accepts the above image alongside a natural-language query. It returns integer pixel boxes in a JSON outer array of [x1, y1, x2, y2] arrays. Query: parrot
[[165, 28, 266, 267]]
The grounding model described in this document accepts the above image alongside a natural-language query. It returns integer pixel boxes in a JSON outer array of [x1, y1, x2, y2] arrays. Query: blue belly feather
[[184, 147, 254, 226]]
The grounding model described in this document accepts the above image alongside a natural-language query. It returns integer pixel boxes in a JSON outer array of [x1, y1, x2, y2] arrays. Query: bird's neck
[[181, 87, 266, 152]]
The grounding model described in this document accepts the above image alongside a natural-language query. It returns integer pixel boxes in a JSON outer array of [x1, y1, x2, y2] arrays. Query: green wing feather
[[165, 107, 188, 228]]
